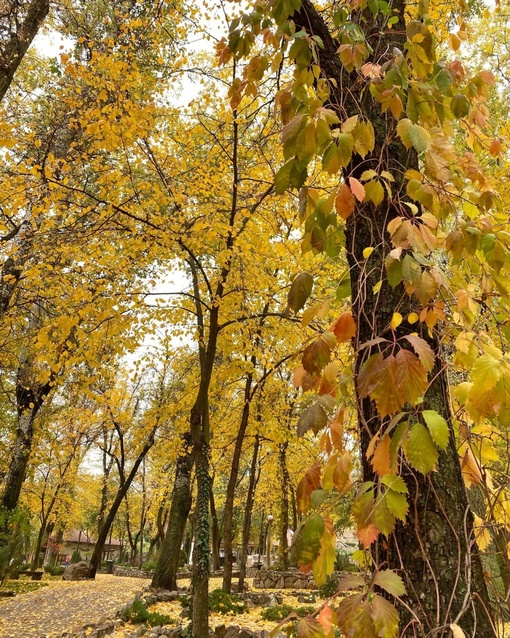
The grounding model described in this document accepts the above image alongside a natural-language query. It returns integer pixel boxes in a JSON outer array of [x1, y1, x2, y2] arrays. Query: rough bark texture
[[292, 1, 494, 635], [152, 434, 194, 589], [0, 0, 50, 103], [1, 369, 51, 512], [210, 481, 221, 572]]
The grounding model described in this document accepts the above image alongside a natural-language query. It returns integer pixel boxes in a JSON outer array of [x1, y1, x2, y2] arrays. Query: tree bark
[[210, 480, 221, 572], [152, 431, 193, 590], [238, 433, 261, 593], [277, 442, 290, 570], [87, 431, 155, 579], [222, 393, 251, 592], [290, 1, 495, 635], [0, 0, 50, 103]]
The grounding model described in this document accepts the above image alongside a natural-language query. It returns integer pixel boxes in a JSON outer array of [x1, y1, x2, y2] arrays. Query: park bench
[[15, 570, 43, 581]]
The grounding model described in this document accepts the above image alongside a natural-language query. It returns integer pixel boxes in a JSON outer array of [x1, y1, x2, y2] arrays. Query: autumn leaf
[[373, 569, 406, 597], [330, 311, 356, 342], [349, 177, 365, 202], [335, 182, 356, 219], [288, 273, 314, 313]]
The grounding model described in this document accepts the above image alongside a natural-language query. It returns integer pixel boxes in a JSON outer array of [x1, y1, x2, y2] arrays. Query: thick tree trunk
[[152, 431, 193, 590], [1, 370, 51, 513], [0, 0, 50, 103], [291, 1, 494, 635], [238, 434, 261, 593]]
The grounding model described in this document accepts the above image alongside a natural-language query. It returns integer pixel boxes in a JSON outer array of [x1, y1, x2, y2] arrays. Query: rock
[[214, 624, 227, 638], [297, 594, 316, 603], [224, 625, 240, 638], [62, 561, 89, 581], [239, 630, 253, 638]]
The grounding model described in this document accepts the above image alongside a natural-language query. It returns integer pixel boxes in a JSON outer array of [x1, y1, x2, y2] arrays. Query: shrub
[[122, 599, 174, 626], [318, 574, 339, 598], [70, 550, 82, 564], [335, 550, 357, 572], [141, 560, 157, 572], [44, 565, 65, 576], [260, 604, 315, 622], [209, 589, 247, 615]]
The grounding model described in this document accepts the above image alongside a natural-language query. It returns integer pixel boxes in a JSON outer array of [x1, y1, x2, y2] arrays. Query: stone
[[239, 630, 253, 638], [224, 625, 240, 638], [62, 561, 90, 581], [214, 624, 227, 638]]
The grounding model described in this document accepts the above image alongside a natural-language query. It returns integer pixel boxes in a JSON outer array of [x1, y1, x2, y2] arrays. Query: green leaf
[[291, 513, 324, 567], [313, 518, 336, 586], [373, 569, 406, 597], [409, 124, 431, 153], [373, 494, 395, 537], [322, 142, 341, 174], [337, 133, 354, 167], [385, 256, 402, 288], [288, 273, 314, 313], [422, 409, 449, 450], [384, 489, 408, 522], [381, 474, 408, 493], [364, 179, 385, 206], [402, 254, 421, 283], [404, 422, 438, 474], [451, 93, 470, 118]]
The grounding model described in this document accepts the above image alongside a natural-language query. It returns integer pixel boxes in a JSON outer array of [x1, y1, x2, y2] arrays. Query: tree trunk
[[238, 433, 261, 593], [210, 481, 221, 572], [290, 1, 494, 634], [1, 370, 51, 513], [222, 394, 252, 592], [277, 442, 290, 570], [87, 433, 155, 579], [191, 404, 211, 638], [152, 431, 193, 590], [0, 0, 50, 103], [31, 521, 47, 569]]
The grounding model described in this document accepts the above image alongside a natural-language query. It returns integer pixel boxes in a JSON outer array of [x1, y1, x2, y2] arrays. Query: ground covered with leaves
[[0, 574, 150, 638], [0, 574, 327, 638]]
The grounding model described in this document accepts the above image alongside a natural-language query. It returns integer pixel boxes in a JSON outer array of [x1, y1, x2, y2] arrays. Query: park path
[[0, 574, 150, 638]]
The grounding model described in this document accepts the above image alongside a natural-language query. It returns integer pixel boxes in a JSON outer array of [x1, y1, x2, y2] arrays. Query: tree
[[0, 0, 50, 102], [226, 0, 501, 635]]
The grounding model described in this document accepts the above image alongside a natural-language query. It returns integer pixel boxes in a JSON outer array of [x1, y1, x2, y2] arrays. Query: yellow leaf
[[408, 312, 419, 324], [391, 312, 402, 330], [363, 247, 374, 259], [373, 281, 382, 294]]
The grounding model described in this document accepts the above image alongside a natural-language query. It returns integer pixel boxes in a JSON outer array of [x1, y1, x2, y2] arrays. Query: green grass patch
[[122, 599, 174, 627]]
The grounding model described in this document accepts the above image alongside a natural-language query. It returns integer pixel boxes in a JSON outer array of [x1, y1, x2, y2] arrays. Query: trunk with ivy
[[290, 0, 494, 634]]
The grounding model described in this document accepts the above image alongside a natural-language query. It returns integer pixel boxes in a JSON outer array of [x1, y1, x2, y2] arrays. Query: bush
[[318, 574, 340, 598], [260, 604, 315, 622], [122, 599, 174, 626], [141, 560, 157, 572], [209, 589, 247, 615], [70, 550, 82, 564], [44, 565, 65, 576], [335, 550, 357, 572]]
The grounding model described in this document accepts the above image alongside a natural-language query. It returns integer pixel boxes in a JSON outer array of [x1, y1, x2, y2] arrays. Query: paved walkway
[[0, 575, 150, 638]]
